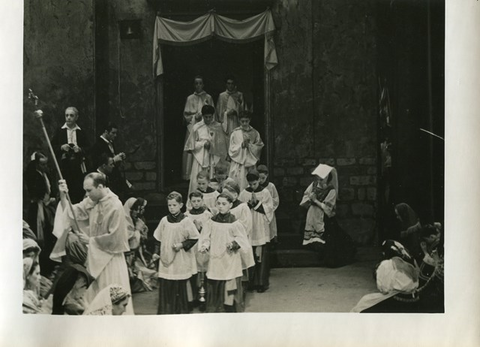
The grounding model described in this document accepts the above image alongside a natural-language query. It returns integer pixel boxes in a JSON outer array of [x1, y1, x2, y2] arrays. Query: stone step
[[270, 246, 380, 268], [270, 248, 322, 268]]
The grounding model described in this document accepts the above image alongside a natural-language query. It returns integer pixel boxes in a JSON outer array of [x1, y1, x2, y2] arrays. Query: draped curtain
[[153, 10, 278, 76]]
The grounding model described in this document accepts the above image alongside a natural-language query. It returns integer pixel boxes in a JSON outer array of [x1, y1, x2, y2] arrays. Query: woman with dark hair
[[124, 197, 157, 293]]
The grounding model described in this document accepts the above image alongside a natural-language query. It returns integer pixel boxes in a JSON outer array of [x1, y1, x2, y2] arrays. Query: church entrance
[[157, 38, 267, 189]]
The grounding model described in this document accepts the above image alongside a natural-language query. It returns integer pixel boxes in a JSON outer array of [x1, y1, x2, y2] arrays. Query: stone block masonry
[[273, 157, 377, 245], [125, 161, 157, 193]]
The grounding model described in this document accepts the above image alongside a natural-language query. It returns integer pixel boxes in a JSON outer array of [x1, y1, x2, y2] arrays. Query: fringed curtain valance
[[153, 10, 278, 76]]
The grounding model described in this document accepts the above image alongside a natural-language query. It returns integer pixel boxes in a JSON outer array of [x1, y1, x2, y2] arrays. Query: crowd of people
[[22, 74, 443, 315], [23, 75, 282, 315]]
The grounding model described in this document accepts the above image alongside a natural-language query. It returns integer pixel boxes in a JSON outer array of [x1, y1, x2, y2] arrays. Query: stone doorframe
[[154, 68, 273, 191]]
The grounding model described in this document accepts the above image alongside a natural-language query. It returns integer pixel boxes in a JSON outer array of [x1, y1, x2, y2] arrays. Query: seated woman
[[23, 239, 53, 301], [23, 258, 51, 314], [124, 197, 157, 292], [351, 240, 420, 313], [83, 284, 131, 315]]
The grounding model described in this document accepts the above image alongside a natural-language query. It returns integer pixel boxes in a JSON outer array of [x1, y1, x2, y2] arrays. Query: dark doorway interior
[[161, 38, 265, 187]]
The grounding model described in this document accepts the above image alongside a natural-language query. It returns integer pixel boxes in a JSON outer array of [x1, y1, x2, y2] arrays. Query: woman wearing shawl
[[83, 284, 131, 315], [395, 203, 422, 254], [352, 240, 421, 313], [300, 164, 338, 246], [300, 164, 356, 267], [124, 197, 157, 292], [23, 258, 52, 314]]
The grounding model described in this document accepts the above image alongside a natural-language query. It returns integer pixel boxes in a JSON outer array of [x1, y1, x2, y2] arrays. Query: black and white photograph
[[2, 0, 480, 345]]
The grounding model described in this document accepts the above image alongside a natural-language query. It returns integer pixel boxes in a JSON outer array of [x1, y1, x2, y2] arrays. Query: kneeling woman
[[199, 193, 254, 312], [300, 164, 355, 267], [301, 164, 338, 246]]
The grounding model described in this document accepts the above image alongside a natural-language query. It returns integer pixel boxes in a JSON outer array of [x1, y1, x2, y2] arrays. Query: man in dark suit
[[50, 107, 89, 203], [90, 122, 131, 201]]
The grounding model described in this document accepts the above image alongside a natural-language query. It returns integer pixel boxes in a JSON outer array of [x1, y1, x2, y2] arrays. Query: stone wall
[[270, 0, 378, 244], [23, 0, 95, 165], [23, 0, 95, 213], [23, 0, 379, 242], [105, 0, 158, 198]]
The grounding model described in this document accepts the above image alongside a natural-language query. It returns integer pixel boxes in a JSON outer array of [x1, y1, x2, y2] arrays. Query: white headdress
[[311, 164, 339, 197]]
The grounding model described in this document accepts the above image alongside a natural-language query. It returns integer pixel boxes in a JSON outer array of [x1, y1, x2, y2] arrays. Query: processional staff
[[28, 89, 82, 234]]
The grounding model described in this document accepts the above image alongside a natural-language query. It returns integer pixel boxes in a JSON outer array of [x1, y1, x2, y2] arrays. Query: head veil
[[123, 197, 138, 231], [23, 258, 35, 290], [311, 164, 339, 198], [83, 284, 130, 315], [395, 203, 418, 229]]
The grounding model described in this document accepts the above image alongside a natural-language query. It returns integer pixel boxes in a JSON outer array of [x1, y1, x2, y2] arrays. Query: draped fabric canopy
[[153, 10, 278, 76]]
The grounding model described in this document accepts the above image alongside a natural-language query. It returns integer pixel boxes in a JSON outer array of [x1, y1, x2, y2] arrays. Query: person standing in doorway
[[216, 75, 245, 136], [182, 75, 215, 181], [228, 111, 264, 192]]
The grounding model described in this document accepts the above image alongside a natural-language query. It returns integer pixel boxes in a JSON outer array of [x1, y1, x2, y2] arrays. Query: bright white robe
[[228, 126, 264, 192], [238, 188, 274, 247], [264, 182, 279, 240], [230, 201, 253, 243], [216, 90, 244, 135], [184, 120, 228, 196], [200, 218, 254, 280], [229, 202, 255, 270], [153, 216, 200, 280], [67, 189, 133, 315], [182, 91, 215, 180]]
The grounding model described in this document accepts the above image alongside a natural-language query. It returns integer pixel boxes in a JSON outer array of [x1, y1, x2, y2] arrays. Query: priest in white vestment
[[184, 104, 228, 196], [182, 76, 215, 180], [58, 172, 133, 314]]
